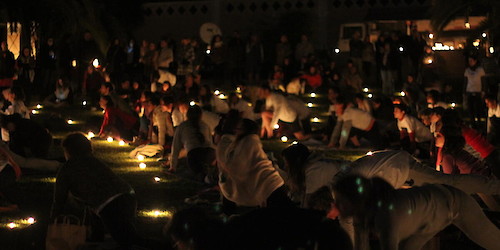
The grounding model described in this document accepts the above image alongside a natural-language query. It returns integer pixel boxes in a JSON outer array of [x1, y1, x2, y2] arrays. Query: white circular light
[[137, 155, 145, 161], [366, 151, 373, 156], [119, 140, 126, 146], [312, 117, 319, 123], [189, 101, 196, 106], [273, 124, 280, 129], [67, 120, 74, 125], [154, 176, 161, 182], [367, 94, 373, 98], [27, 217, 35, 224], [310, 93, 316, 98], [107, 137, 113, 143], [139, 163, 147, 169], [82, 101, 87, 106], [280, 136, 288, 142], [214, 90, 220, 95], [334, 48, 340, 54], [307, 102, 313, 107], [363, 88, 369, 93], [92, 58, 99, 68], [428, 33, 434, 39]]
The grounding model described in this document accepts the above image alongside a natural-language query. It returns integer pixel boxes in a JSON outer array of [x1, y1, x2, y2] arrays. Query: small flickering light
[[366, 151, 373, 156], [310, 93, 316, 98], [312, 117, 319, 123], [102, 110, 105, 114], [137, 154, 145, 161], [206, 49, 211, 54], [87, 132, 95, 139], [367, 94, 373, 98], [400, 91, 406, 97], [482, 32, 487, 38], [451, 102, 456, 108], [280, 136, 288, 142], [236, 87, 241, 93], [473, 40, 480, 47], [273, 124, 280, 129], [465, 22, 471, 29], [189, 101, 196, 106], [490, 47, 495, 54], [107, 137, 113, 143], [399, 46, 404, 52], [139, 163, 147, 169], [67, 119, 74, 125], [36, 104, 42, 109], [428, 33, 434, 39], [292, 141, 298, 145], [214, 90, 220, 95], [71, 60, 77, 68], [31, 110, 39, 115], [7, 222, 17, 229], [307, 102, 313, 107], [27, 217, 35, 224], [154, 176, 161, 182], [92, 58, 99, 68], [139, 209, 172, 218], [363, 87, 369, 93], [82, 101, 87, 106], [218, 94, 226, 99], [334, 48, 340, 54], [119, 140, 126, 146]]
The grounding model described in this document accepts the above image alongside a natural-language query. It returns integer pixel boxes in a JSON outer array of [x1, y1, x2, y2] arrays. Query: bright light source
[[92, 58, 99, 68], [139, 163, 147, 169], [139, 209, 172, 218], [189, 101, 196, 106], [310, 93, 316, 98], [363, 87, 369, 93], [107, 137, 113, 143], [154, 176, 161, 182], [473, 40, 480, 47], [214, 90, 220, 95], [366, 151, 373, 156], [465, 22, 471, 29], [490, 47, 495, 54], [87, 132, 95, 139], [236, 87, 241, 93], [71, 60, 77, 68], [7, 223, 17, 229], [428, 33, 434, 39], [292, 141, 298, 145], [307, 102, 313, 107], [367, 94, 373, 98], [399, 46, 404, 52], [451, 102, 456, 108], [67, 120, 74, 125], [334, 48, 340, 54], [206, 49, 211, 54], [273, 124, 280, 129], [137, 155, 145, 161], [119, 140, 126, 146], [82, 101, 87, 106], [36, 104, 42, 109], [312, 117, 319, 123], [31, 110, 39, 115], [482, 32, 487, 38], [400, 91, 406, 97], [218, 94, 226, 99], [280, 136, 288, 142], [27, 217, 35, 224]]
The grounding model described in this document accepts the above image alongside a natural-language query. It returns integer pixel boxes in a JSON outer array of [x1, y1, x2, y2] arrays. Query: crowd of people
[[0, 28, 500, 249]]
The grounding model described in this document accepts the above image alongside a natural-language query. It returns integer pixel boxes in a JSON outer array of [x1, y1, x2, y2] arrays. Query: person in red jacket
[[300, 65, 322, 90], [99, 95, 138, 142]]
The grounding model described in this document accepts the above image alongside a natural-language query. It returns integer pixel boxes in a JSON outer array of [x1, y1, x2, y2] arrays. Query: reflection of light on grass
[[115, 166, 162, 173], [20, 177, 56, 183], [138, 209, 173, 218], [366, 151, 373, 156], [2, 217, 36, 230]]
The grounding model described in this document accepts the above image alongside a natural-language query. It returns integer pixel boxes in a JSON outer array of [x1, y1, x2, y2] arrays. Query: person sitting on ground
[[151, 95, 174, 152], [354, 93, 372, 114], [286, 94, 312, 134], [393, 104, 432, 156], [258, 84, 310, 140], [51, 133, 141, 249], [168, 105, 215, 180], [198, 84, 230, 114], [332, 175, 500, 250], [2, 86, 30, 118], [227, 93, 257, 121], [1, 114, 52, 158], [0, 142, 22, 211], [217, 118, 291, 211], [99, 82, 135, 115], [99, 95, 139, 142], [43, 78, 72, 108], [329, 96, 382, 149], [426, 89, 448, 109]]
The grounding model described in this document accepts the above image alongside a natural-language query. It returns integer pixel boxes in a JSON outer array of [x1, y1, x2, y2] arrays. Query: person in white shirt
[[464, 56, 486, 126], [485, 94, 500, 143], [394, 104, 432, 156], [354, 93, 372, 114], [258, 85, 309, 140], [329, 98, 382, 149], [168, 105, 215, 181], [227, 93, 258, 120], [286, 95, 312, 134]]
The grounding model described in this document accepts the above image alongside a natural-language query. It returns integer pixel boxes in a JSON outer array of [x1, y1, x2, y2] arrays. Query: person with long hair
[[168, 105, 215, 181], [332, 175, 500, 250], [98, 95, 139, 142]]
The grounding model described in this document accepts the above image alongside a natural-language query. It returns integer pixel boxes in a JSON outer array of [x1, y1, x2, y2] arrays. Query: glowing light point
[[139, 163, 147, 169], [427, 58, 433, 64], [236, 87, 241, 93], [154, 176, 161, 182], [7, 223, 17, 229], [307, 102, 313, 107], [107, 137, 113, 143], [137, 155, 145, 161], [310, 93, 316, 98], [490, 47, 495, 54], [399, 46, 404, 52], [119, 140, 126, 146], [366, 151, 373, 156], [334, 48, 340, 54], [482, 32, 487, 38], [27, 217, 35, 224], [218, 94, 226, 99], [363, 87, 369, 93], [367, 94, 373, 98], [465, 22, 471, 29], [36, 104, 42, 109], [82, 101, 87, 106], [312, 117, 319, 123], [428, 33, 434, 39], [87, 132, 95, 139], [451, 103, 456, 108], [67, 119, 74, 125], [189, 101, 196, 106], [71, 60, 77, 68], [292, 141, 298, 145], [400, 91, 406, 97], [214, 90, 220, 95], [31, 110, 39, 115], [92, 58, 99, 68], [273, 124, 280, 129], [154, 210, 161, 216], [280, 136, 288, 142], [206, 49, 211, 54]]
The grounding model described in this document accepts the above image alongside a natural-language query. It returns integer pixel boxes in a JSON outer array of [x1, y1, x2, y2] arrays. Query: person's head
[[407, 74, 415, 83], [485, 94, 498, 109], [468, 56, 479, 68], [436, 125, 465, 152], [62, 132, 93, 160], [430, 107, 445, 124], [9, 86, 25, 102], [301, 34, 309, 42], [0, 113, 21, 131], [441, 109, 463, 127], [354, 93, 365, 105], [185, 74, 194, 88], [160, 39, 168, 48], [307, 186, 338, 219], [219, 110, 241, 135], [308, 65, 317, 75], [121, 80, 131, 90], [393, 104, 408, 120], [100, 82, 113, 96], [333, 96, 348, 116], [280, 34, 288, 43], [148, 42, 156, 51], [227, 93, 239, 106], [258, 84, 271, 99], [22, 47, 31, 57], [177, 98, 190, 114], [281, 143, 311, 193], [1, 41, 7, 51], [132, 81, 141, 90], [332, 175, 394, 218], [47, 38, 54, 46], [327, 87, 340, 103], [99, 95, 114, 109], [83, 31, 92, 41], [187, 105, 203, 123], [426, 90, 440, 105], [160, 95, 174, 112], [418, 108, 433, 126], [199, 84, 211, 97], [235, 118, 259, 140], [162, 81, 171, 92]]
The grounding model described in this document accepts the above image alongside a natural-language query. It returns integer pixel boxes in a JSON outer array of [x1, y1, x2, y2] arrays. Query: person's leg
[[485, 150, 500, 178], [451, 189, 500, 250], [0, 166, 20, 207], [260, 111, 274, 138], [266, 185, 294, 208], [99, 193, 139, 249]]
